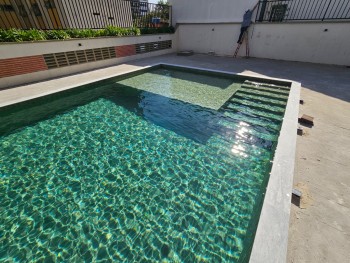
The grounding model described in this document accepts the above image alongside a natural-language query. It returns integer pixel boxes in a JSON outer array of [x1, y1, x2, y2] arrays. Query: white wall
[[250, 22, 350, 65], [177, 23, 241, 56], [176, 22, 350, 66], [169, 0, 258, 23]]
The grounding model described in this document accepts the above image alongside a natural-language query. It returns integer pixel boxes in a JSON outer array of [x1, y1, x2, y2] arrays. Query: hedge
[[0, 26, 175, 42]]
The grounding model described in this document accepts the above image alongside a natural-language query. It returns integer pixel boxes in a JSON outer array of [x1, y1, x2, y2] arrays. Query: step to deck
[[230, 98, 286, 115], [242, 84, 290, 96], [225, 103, 283, 122], [218, 119, 278, 142], [235, 92, 287, 107], [237, 89, 289, 101], [209, 135, 272, 159], [223, 111, 281, 132], [245, 80, 290, 91]]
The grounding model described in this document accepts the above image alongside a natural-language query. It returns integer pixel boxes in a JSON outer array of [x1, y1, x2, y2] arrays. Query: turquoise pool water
[[0, 66, 290, 262]]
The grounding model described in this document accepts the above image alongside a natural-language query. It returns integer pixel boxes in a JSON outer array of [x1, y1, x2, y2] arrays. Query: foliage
[[65, 29, 97, 38], [102, 26, 140, 37], [0, 26, 144, 42], [155, 0, 170, 20], [45, 30, 70, 40], [157, 0, 169, 5], [140, 26, 174, 35], [0, 28, 46, 42]]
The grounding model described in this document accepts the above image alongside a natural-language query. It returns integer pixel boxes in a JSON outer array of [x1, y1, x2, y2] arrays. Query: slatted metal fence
[[256, 0, 350, 22], [0, 0, 171, 30]]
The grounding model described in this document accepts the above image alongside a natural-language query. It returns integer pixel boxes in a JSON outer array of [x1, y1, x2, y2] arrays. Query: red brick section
[[115, 45, 136, 58], [0, 55, 48, 79]]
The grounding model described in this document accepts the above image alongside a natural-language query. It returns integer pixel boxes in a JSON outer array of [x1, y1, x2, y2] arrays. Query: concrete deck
[[1, 54, 349, 262]]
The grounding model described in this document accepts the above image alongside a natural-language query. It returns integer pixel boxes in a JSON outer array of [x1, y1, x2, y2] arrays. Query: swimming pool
[[0, 65, 292, 262]]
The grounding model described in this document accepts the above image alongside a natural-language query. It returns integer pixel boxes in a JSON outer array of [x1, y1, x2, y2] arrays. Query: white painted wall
[[169, 0, 258, 23], [176, 22, 350, 66], [177, 23, 241, 55], [250, 22, 350, 65]]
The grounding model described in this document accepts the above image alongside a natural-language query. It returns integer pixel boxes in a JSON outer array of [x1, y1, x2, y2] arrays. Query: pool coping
[[0, 62, 301, 263]]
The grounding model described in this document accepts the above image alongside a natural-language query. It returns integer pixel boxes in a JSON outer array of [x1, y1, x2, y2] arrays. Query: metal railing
[[0, 0, 172, 30], [256, 0, 350, 22]]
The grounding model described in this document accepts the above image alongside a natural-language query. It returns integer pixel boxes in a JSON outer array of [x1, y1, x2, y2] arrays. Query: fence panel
[[0, 0, 172, 30], [256, 0, 350, 22]]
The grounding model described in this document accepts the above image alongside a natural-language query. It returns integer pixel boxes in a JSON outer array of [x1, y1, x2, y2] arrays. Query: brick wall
[[115, 45, 136, 58], [0, 55, 48, 78]]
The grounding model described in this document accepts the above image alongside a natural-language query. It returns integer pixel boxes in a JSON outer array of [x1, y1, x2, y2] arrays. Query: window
[[0, 4, 15, 12], [44, 0, 56, 9], [269, 4, 288, 22], [32, 3, 42, 17], [18, 5, 28, 17]]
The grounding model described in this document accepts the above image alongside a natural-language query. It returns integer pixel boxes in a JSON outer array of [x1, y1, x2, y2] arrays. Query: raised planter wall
[[0, 34, 176, 89]]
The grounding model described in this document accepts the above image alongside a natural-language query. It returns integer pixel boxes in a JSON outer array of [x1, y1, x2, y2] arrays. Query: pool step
[[225, 103, 283, 123], [218, 119, 278, 142], [229, 98, 286, 115], [208, 135, 272, 159], [237, 89, 289, 101], [223, 111, 281, 132], [235, 92, 287, 107], [245, 80, 290, 91], [242, 84, 290, 97]]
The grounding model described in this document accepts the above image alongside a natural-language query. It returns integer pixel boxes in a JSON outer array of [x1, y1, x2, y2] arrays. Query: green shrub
[[140, 26, 174, 35], [0, 26, 173, 42], [23, 29, 47, 41], [45, 30, 70, 40], [66, 29, 96, 38], [0, 28, 46, 42]]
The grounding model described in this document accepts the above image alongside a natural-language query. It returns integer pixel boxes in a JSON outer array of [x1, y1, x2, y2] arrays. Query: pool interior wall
[[0, 65, 292, 262]]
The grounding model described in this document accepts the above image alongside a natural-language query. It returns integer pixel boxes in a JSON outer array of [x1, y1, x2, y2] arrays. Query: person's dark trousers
[[237, 26, 249, 44]]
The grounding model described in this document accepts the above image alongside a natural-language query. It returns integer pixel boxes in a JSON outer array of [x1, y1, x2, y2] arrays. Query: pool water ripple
[[0, 68, 288, 262]]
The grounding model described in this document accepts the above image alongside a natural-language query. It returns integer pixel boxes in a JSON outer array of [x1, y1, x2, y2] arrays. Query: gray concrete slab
[[1, 54, 349, 262]]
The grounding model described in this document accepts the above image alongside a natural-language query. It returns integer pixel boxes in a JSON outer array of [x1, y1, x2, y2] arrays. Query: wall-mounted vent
[[43, 47, 116, 69], [136, 40, 172, 54]]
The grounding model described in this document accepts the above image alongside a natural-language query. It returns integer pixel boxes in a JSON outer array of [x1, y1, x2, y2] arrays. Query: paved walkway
[[1, 54, 349, 262]]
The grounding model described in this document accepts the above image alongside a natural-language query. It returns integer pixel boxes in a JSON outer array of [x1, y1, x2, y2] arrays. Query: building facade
[[0, 0, 133, 29]]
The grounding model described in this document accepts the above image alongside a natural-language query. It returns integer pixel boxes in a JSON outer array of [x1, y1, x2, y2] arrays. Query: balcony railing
[[0, 0, 172, 30], [255, 0, 350, 22]]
